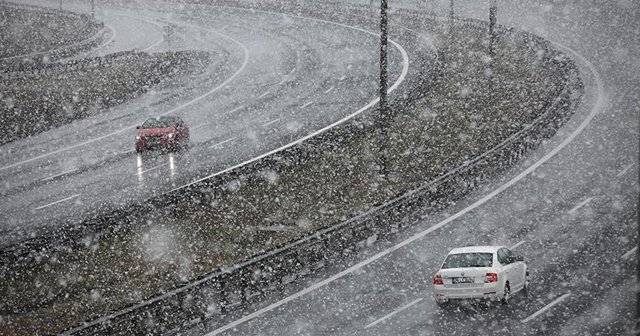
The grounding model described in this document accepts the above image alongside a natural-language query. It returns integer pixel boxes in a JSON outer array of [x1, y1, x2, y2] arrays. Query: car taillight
[[433, 274, 444, 285], [485, 273, 498, 283]]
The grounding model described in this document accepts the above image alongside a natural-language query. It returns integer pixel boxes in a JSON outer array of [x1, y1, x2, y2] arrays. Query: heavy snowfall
[[0, 0, 637, 335]]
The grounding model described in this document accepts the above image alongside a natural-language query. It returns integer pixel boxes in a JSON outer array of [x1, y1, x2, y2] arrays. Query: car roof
[[448, 246, 505, 254]]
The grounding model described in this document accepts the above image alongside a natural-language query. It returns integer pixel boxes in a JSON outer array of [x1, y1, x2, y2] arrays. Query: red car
[[135, 116, 189, 152]]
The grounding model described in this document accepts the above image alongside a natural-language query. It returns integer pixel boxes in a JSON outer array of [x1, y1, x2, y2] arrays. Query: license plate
[[452, 277, 474, 284]]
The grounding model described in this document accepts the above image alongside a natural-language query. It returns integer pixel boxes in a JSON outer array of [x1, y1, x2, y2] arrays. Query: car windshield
[[442, 252, 493, 268], [141, 118, 174, 129]]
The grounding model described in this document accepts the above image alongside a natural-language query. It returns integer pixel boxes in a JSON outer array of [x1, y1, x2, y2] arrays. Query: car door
[[497, 248, 518, 289], [504, 248, 525, 290]]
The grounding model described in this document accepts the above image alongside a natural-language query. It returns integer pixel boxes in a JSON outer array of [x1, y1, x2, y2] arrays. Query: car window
[[441, 253, 493, 268], [157, 116, 175, 128], [141, 118, 165, 129], [497, 248, 510, 264]]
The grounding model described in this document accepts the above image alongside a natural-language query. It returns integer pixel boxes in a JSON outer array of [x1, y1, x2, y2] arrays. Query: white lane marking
[[122, 149, 136, 155], [191, 123, 207, 131], [621, 246, 637, 260], [364, 298, 423, 329], [258, 91, 270, 98], [288, 67, 296, 75], [301, 101, 313, 109], [204, 32, 604, 335], [324, 86, 335, 94], [278, 77, 288, 85], [339, 75, 347, 81], [0, 22, 250, 172], [262, 118, 281, 127], [41, 169, 78, 182], [139, 163, 166, 175], [521, 293, 571, 323], [137, 18, 165, 52], [173, 14, 410, 194], [567, 197, 593, 214], [209, 138, 235, 148], [223, 105, 246, 116], [59, 24, 117, 62], [34, 193, 81, 210], [509, 240, 526, 250], [616, 162, 634, 177], [96, 24, 117, 52]]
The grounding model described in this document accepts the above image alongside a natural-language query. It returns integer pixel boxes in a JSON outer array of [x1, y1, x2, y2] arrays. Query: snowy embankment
[[0, 50, 215, 144], [0, 2, 104, 65], [0, 2, 582, 336]]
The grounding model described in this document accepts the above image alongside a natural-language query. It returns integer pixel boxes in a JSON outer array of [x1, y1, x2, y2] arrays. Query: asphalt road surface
[[183, 1, 638, 335], [0, 1, 434, 247]]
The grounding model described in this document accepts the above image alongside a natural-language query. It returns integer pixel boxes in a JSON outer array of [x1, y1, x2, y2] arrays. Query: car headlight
[[136, 136, 141, 140], [167, 133, 175, 139]]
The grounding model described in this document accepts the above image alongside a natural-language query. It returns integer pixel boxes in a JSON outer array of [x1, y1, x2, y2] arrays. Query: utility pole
[[378, 0, 389, 178], [489, 0, 497, 57], [448, 0, 454, 37], [449, 0, 454, 22], [379, 0, 388, 117]]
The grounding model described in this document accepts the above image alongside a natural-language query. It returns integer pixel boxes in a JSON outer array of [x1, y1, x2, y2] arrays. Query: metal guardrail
[[58, 2, 582, 336]]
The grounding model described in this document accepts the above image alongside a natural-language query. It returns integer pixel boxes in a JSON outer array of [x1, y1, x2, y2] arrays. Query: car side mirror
[[136, 126, 140, 129], [515, 255, 524, 262]]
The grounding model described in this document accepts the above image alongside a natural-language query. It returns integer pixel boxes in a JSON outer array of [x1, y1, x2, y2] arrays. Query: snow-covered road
[[0, 2, 432, 247]]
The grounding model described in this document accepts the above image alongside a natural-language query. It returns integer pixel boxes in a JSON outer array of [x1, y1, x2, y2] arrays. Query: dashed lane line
[[258, 91, 270, 99], [34, 193, 81, 210], [191, 123, 207, 131], [364, 298, 423, 329], [509, 240, 526, 250], [209, 138, 236, 148], [324, 86, 335, 94], [138, 163, 166, 175], [521, 293, 571, 323], [41, 169, 78, 182], [567, 197, 593, 214], [262, 118, 281, 127], [301, 101, 313, 109], [621, 246, 637, 260], [616, 162, 634, 178], [223, 105, 246, 116]]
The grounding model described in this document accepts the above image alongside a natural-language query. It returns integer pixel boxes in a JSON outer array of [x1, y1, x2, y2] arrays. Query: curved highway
[[184, 1, 638, 335], [0, 1, 433, 247]]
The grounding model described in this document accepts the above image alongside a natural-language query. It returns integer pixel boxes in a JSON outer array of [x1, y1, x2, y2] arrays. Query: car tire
[[436, 300, 449, 310], [501, 283, 510, 305]]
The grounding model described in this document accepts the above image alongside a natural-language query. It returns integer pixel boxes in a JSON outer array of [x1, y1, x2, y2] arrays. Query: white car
[[433, 246, 529, 307]]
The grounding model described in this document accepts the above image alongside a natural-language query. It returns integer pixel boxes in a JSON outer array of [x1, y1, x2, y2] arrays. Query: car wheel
[[436, 300, 449, 310], [523, 274, 530, 300], [501, 283, 511, 305]]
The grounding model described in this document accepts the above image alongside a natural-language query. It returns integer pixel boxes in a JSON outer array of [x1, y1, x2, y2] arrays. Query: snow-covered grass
[[0, 50, 213, 145], [0, 19, 576, 336], [0, 4, 100, 58]]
